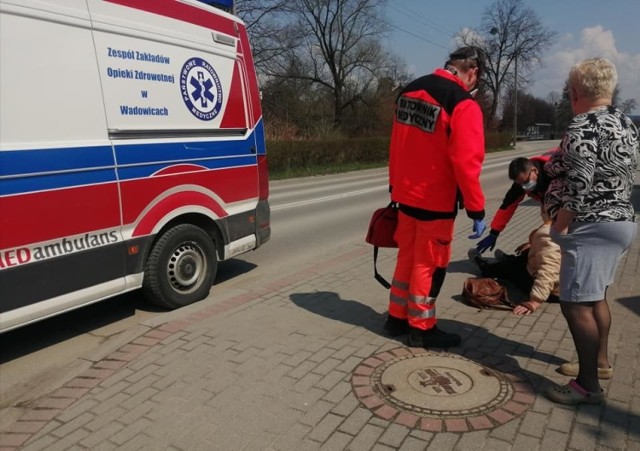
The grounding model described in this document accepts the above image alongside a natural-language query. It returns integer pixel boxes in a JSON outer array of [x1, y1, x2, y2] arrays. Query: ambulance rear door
[[0, 0, 126, 330]]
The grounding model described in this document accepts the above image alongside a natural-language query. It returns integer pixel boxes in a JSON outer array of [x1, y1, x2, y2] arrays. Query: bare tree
[[612, 86, 638, 114], [268, 0, 395, 130], [546, 91, 560, 108], [619, 98, 638, 115], [235, 0, 294, 75], [459, 0, 556, 126]]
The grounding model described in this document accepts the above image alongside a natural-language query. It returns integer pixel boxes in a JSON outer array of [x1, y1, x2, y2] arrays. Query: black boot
[[383, 315, 409, 337], [407, 326, 461, 349]]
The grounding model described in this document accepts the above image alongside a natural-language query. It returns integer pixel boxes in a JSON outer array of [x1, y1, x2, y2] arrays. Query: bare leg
[[592, 300, 611, 369], [560, 302, 601, 393]]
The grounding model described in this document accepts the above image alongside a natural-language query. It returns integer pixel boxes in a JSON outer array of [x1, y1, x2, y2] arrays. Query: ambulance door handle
[[250, 146, 256, 154]]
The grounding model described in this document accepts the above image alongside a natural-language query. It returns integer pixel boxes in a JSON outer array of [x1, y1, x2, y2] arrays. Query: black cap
[[448, 46, 486, 77]]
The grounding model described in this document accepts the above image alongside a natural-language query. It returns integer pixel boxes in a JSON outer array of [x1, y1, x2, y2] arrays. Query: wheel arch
[[148, 212, 226, 262]]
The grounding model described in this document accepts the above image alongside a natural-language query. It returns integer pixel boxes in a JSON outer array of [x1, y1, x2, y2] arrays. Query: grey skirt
[[550, 221, 637, 302]]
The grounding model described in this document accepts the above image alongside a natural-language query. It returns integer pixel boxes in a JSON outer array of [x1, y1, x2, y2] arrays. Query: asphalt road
[[0, 140, 559, 415]]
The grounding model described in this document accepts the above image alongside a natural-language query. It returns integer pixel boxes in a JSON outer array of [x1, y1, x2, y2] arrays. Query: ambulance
[[0, 0, 270, 332]]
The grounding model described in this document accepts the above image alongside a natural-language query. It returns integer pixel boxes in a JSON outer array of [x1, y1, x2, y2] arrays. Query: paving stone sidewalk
[[1, 195, 639, 451]]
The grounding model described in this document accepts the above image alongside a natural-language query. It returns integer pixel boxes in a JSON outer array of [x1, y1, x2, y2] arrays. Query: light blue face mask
[[521, 180, 537, 192]]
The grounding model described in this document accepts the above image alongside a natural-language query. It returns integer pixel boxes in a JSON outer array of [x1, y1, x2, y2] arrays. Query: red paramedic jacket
[[389, 69, 485, 220]]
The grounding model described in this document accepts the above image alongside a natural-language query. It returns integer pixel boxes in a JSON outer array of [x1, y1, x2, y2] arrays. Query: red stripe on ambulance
[[220, 60, 248, 128], [1, 184, 121, 249], [103, 0, 236, 36], [120, 166, 258, 225], [132, 191, 227, 237]]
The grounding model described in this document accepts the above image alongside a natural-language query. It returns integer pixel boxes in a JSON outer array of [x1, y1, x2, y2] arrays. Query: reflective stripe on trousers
[[388, 211, 454, 330]]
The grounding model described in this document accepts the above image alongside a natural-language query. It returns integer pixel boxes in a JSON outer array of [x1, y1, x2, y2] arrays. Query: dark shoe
[[383, 315, 409, 337], [494, 249, 507, 261], [407, 326, 461, 349], [467, 248, 481, 267], [407, 327, 423, 347], [467, 248, 488, 273]]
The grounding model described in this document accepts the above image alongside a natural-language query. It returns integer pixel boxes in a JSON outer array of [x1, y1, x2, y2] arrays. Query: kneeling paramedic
[[474, 154, 555, 254], [385, 47, 487, 348]]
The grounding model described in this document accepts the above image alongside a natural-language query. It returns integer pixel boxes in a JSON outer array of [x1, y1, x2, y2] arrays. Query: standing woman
[[544, 57, 638, 405]]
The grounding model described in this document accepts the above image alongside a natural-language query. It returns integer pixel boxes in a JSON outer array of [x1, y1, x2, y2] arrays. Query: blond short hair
[[569, 58, 617, 100]]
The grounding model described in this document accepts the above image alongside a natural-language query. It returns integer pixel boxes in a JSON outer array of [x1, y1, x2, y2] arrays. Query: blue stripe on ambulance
[[0, 169, 117, 196], [0, 131, 261, 196], [253, 119, 266, 155], [117, 155, 256, 179], [114, 134, 259, 165], [0, 145, 114, 177]]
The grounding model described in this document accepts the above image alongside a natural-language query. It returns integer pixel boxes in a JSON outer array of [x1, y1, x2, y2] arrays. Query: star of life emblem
[[180, 57, 223, 121]]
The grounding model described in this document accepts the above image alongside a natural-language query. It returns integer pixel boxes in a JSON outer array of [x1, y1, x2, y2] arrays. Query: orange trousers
[[388, 211, 454, 330]]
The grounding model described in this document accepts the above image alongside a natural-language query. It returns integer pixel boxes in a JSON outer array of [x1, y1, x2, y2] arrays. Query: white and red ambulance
[[0, 0, 270, 332]]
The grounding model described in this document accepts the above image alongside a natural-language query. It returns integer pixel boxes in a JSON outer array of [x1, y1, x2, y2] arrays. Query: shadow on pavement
[[290, 291, 561, 367], [0, 291, 162, 364], [446, 258, 477, 275], [616, 295, 640, 317], [289, 290, 640, 442], [0, 259, 256, 364], [214, 259, 257, 284], [290, 290, 403, 344]]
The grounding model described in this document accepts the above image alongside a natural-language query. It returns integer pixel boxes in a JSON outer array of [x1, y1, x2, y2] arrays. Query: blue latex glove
[[475, 233, 497, 253], [468, 219, 486, 239]]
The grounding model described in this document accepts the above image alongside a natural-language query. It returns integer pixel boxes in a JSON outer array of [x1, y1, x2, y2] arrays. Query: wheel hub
[[167, 243, 206, 292]]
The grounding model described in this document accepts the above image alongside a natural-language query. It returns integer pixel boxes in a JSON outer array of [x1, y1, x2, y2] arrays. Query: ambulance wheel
[[143, 224, 217, 309]]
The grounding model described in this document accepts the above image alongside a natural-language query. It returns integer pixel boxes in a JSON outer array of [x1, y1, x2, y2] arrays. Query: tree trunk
[[333, 86, 343, 130]]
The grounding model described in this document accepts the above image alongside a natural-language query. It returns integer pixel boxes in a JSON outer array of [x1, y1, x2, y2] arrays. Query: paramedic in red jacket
[[384, 47, 487, 349], [474, 153, 555, 254]]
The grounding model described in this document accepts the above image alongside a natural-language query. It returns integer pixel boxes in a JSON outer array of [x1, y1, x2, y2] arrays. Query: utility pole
[[513, 34, 518, 147], [489, 26, 518, 146]]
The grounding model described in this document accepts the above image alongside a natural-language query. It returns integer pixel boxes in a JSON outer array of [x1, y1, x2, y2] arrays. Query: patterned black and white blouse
[[544, 105, 638, 223]]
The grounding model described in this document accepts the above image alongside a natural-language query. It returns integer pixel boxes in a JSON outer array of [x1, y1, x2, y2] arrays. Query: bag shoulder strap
[[373, 246, 391, 289], [372, 201, 396, 289]]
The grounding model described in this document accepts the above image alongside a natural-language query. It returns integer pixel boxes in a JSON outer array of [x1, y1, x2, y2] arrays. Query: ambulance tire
[[143, 224, 217, 309]]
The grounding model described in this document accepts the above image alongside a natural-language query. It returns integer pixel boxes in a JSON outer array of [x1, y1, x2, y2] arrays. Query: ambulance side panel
[[0, 0, 270, 333], [89, 0, 262, 275], [0, 0, 127, 330]]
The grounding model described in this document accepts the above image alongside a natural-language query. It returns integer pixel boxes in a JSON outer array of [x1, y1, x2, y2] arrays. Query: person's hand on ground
[[513, 299, 541, 315], [515, 243, 531, 255]]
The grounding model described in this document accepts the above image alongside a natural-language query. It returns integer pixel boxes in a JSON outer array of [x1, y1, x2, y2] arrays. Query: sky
[[385, 0, 640, 114]]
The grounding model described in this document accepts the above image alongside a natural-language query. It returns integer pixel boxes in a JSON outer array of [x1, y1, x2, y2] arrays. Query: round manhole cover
[[352, 348, 535, 431]]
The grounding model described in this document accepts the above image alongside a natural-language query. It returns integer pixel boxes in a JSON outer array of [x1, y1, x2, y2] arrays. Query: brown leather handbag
[[462, 278, 512, 310]]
